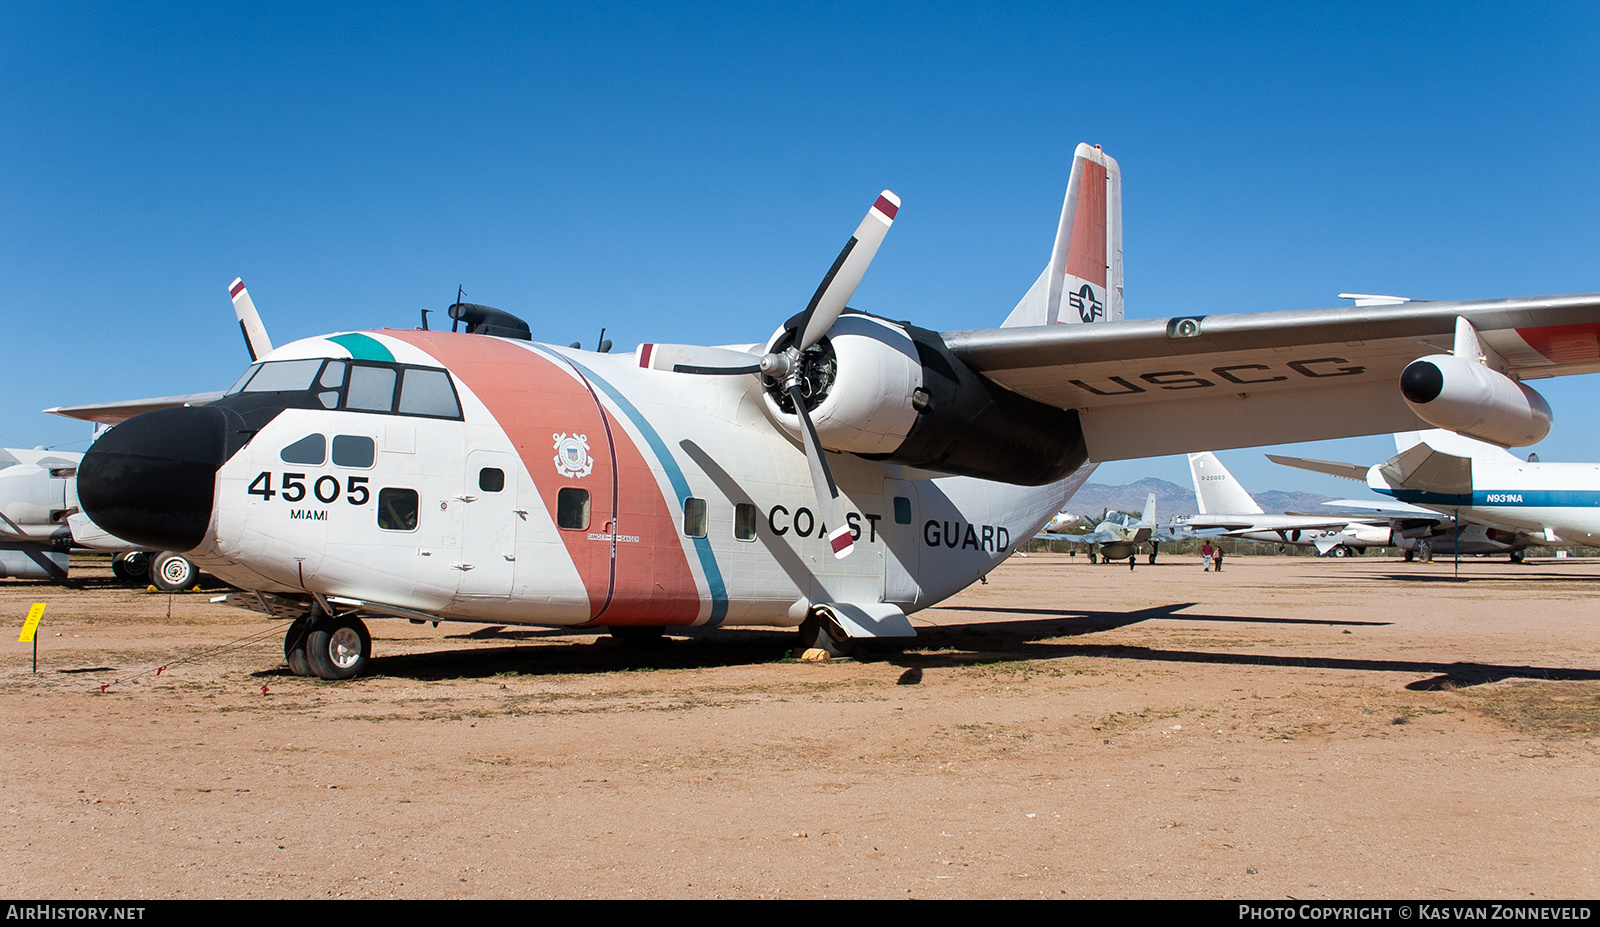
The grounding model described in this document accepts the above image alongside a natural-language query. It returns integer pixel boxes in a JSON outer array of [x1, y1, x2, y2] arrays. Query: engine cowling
[[1399, 354, 1551, 447], [760, 314, 923, 455], [760, 313, 1087, 485]]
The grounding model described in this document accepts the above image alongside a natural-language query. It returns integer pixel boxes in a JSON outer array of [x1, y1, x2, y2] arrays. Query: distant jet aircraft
[[1270, 429, 1595, 561], [1185, 451, 1401, 557]]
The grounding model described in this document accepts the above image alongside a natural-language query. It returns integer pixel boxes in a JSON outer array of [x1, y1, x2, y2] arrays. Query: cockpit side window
[[346, 365, 398, 412], [397, 368, 461, 418]]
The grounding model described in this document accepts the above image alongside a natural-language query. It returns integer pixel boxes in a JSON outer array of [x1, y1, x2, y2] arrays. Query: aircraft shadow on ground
[[260, 602, 1600, 690], [1359, 571, 1600, 585]]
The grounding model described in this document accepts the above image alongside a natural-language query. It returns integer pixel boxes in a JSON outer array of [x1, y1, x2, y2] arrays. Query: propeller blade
[[793, 191, 899, 351], [229, 277, 274, 362], [788, 384, 854, 559]]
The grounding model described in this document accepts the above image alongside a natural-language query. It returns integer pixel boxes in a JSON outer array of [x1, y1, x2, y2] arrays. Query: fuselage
[[1372, 459, 1600, 546], [81, 330, 1086, 628]]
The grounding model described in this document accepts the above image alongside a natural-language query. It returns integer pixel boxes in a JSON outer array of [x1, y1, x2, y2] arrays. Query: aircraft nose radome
[[78, 406, 227, 553]]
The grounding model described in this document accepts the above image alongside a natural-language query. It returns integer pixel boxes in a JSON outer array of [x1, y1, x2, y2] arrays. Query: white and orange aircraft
[[59, 144, 1600, 679]]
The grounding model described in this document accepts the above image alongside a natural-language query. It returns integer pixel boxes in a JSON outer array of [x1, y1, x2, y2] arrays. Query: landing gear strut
[[797, 610, 853, 658]]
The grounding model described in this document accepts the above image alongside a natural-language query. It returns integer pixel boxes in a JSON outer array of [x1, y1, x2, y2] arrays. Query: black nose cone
[[79, 406, 228, 552]]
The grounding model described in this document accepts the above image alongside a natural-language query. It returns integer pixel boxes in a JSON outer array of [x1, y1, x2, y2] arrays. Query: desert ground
[[2, 553, 1597, 899]]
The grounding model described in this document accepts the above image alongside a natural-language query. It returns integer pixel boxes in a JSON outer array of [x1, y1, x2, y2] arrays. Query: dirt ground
[[2, 553, 1598, 899]]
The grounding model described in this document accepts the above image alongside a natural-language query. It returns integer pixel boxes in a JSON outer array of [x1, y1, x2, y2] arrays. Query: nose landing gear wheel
[[306, 615, 372, 680]]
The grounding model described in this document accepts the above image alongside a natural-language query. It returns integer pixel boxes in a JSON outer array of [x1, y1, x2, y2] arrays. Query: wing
[[45, 392, 226, 425], [942, 294, 1600, 461]]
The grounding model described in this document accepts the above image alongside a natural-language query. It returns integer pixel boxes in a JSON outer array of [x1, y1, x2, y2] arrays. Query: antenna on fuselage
[[597, 328, 612, 353], [452, 285, 466, 333], [419, 309, 431, 331]]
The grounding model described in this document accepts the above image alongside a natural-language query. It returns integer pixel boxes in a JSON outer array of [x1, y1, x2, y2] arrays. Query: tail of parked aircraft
[[1139, 492, 1157, 527], [1189, 452, 1264, 516], [1003, 143, 1123, 327], [1394, 429, 1522, 464]]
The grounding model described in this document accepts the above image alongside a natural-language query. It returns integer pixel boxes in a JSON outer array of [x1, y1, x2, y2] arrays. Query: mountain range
[[1064, 478, 1334, 519]]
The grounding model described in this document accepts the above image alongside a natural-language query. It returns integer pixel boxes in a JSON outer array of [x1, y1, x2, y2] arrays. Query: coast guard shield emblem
[[552, 433, 594, 479]]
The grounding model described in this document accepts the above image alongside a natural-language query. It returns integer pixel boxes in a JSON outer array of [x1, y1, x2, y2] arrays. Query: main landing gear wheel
[[798, 611, 854, 658], [283, 615, 313, 677], [609, 626, 667, 646], [306, 614, 372, 680], [149, 552, 197, 591], [111, 551, 149, 583], [1330, 545, 1352, 558]]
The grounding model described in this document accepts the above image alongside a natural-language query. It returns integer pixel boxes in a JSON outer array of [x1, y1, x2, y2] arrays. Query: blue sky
[[4, 2, 1599, 500]]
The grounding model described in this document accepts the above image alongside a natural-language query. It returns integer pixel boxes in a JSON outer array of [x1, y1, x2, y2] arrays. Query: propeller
[[675, 190, 901, 559]]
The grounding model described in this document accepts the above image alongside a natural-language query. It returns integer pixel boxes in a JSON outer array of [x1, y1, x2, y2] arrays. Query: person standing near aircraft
[[1201, 540, 1215, 571]]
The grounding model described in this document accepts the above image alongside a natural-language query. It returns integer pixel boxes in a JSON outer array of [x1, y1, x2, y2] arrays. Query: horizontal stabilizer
[[1379, 443, 1473, 496], [1267, 454, 1370, 482]]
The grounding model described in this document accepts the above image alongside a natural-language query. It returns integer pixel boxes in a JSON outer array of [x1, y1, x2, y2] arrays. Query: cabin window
[[332, 435, 376, 468], [557, 488, 590, 530], [398, 368, 462, 418], [479, 468, 505, 492], [346, 365, 397, 412], [280, 434, 326, 465], [377, 488, 419, 531], [734, 502, 757, 541], [894, 496, 912, 525], [682, 497, 708, 539]]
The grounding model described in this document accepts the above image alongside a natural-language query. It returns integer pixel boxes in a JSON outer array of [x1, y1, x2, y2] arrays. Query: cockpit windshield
[[225, 358, 462, 420]]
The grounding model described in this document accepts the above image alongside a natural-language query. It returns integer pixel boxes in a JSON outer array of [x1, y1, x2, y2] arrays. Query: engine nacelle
[[761, 313, 1087, 485], [1399, 354, 1552, 447], [761, 314, 923, 455]]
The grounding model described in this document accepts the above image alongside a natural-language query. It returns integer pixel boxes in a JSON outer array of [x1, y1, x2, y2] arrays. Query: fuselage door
[[458, 449, 520, 598], [882, 477, 921, 606]]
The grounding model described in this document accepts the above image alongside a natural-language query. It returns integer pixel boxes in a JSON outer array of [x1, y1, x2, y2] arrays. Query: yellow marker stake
[[20, 602, 45, 674], [19, 603, 44, 643]]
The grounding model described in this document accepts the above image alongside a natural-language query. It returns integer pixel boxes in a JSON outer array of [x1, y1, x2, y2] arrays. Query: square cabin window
[[682, 497, 708, 539], [734, 502, 757, 541], [894, 496, 913, 525], [377, 488, 419, 531], [557, 487, 590, 530], [332, 435, 375, 468], [479, 468, 505, 493]]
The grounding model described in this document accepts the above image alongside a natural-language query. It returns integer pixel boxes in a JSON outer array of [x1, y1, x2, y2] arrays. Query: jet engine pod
[[1399, 354, 1552, 447], [760, 313, 923, 455]]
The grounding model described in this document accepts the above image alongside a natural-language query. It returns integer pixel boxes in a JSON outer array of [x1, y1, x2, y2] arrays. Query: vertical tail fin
[[1003, 143, 1123, 327], [1140, 492, 1156, 527], [1189, 452, 1264, 516]]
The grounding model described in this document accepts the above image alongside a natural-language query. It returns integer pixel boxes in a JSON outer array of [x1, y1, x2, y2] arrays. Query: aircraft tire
[[150, 552, 197, 591], [306, 615, 372, 680], [1510, 549, 1527, 564], [1330, 546, 1351, 558], [798, 612, 853, 658], [1404, 550, 1415, 562], [111, 552, 148, 583], [283, 617, 313, 677]]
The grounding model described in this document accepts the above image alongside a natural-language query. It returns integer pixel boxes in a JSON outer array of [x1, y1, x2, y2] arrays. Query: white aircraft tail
[[1189, 452, 1264, 516], [1003, 143, 1122, 327], [1139, 492, 1157, 527]]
